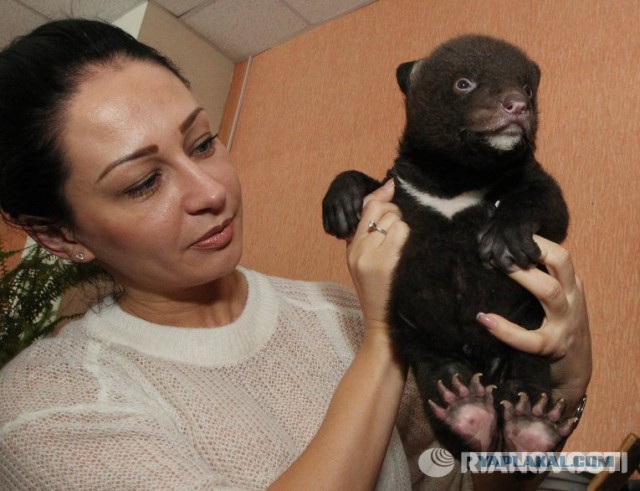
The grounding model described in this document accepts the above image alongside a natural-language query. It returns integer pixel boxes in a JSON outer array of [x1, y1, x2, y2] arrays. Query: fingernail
[[383, 179, 395, 189], [476, 312, 497, 330]]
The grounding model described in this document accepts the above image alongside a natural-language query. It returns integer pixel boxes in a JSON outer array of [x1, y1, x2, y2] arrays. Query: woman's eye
[[454, 78, 477, 93], [192, 133, 218, 158], [124, 171, 162, 199]]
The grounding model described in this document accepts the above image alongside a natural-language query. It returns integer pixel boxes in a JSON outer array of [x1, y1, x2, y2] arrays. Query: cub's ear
[[531, 61, 542, 90], [396, 60, 416, 95]]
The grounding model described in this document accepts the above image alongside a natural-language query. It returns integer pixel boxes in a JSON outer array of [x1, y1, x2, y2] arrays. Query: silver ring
[[367, 220, 387, 235]]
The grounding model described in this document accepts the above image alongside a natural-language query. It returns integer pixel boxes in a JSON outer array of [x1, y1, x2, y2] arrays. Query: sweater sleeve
[[0, 341, 246, 491]]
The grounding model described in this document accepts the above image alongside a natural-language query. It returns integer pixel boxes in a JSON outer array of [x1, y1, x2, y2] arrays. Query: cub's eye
[[454, 78, 477, 94], [523, 85, 534, 98]]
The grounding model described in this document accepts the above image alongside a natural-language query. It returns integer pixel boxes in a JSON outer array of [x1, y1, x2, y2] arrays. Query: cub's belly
[[391, 210, 535, 329]]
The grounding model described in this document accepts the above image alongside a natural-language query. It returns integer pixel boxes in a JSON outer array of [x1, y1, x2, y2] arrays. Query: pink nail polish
[[476, 312, 496, 330]]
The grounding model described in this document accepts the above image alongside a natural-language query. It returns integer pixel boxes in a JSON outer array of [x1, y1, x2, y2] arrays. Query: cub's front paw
[[322, 171, 380, 239], [478, 219, 540, 271]]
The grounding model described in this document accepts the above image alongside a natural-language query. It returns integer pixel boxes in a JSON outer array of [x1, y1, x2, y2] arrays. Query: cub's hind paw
[[428, 373, 498, 451], [502, 393, 577, 452]]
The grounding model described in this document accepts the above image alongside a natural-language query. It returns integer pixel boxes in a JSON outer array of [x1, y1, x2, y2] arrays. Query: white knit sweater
[[0, 268, 470, 490]]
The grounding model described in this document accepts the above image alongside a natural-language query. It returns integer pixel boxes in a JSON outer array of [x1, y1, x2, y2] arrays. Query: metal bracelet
[[573, 393, 587, 428]]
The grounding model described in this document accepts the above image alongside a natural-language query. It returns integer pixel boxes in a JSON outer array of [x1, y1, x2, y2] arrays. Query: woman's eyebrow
[[97, 145, 159, 182], [179, 107, 204, 134], [96, 107, 205, 183]]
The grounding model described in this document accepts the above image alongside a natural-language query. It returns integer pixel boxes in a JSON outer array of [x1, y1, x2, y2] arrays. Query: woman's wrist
[[361, 320, 408, 376], [550, 342, 591, 418]]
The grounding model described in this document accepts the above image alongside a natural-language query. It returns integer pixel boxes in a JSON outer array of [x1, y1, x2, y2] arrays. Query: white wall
[[136, 2, 235, 131], [113, 1, 148, 38]]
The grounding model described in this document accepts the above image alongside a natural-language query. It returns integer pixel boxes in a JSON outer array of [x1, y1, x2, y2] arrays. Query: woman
[[0, 20, 590, 490]]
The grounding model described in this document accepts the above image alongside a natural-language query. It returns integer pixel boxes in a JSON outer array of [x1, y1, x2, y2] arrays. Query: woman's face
[[60, 60, 243, 298]]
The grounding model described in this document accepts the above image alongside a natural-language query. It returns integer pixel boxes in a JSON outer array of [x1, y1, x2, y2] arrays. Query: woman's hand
[[346, 179, 409, 330], [476, 235, 592, 413]]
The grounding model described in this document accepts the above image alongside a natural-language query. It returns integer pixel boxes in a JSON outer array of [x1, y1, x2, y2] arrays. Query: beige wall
[[138, 1, 235, 131], [220, 0, 640, 453]]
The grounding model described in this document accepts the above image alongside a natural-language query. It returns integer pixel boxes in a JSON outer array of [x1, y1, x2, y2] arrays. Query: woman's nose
[[181, 164, 227, 214]]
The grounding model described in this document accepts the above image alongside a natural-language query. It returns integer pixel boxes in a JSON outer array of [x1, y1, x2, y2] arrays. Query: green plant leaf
[[0, 241, 102, 369]]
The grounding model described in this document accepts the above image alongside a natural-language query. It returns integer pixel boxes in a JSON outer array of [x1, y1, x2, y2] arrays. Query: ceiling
[[1, 0, 376, 61]]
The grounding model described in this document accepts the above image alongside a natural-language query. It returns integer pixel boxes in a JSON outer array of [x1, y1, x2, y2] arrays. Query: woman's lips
[[191, 219, 233, 250]]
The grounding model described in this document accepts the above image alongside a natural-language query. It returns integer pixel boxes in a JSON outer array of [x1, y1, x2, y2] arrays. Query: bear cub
[[322, 35, 575, 454]]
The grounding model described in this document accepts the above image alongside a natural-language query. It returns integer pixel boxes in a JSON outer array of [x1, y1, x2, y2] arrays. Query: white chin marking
[[485, 134, 521, 151]]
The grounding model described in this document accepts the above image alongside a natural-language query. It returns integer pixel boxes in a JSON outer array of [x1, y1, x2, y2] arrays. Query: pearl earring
[[75, 253, 85, 262]]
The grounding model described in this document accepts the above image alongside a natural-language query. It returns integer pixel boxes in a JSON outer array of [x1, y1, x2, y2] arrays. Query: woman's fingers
[[348, 199, 407, 269], [477, 238, 588, 363], [476, 312, 547, 355], [351, 203, 401, 241], [507, 267, 569, 321], [534, 235, 577, 291], [351, 183, 401, 242], [502, 236, 578, 321], [346, 180, 410, 326], [362, 178, 394, 208]]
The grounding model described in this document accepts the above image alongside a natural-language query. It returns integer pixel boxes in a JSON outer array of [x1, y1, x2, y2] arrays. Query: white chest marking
[[397, 177, 486, 219]]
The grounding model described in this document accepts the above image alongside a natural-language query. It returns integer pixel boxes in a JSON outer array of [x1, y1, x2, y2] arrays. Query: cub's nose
[[501, 92, 529, 115]]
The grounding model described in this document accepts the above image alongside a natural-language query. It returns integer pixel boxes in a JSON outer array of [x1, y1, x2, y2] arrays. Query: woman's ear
[[22, 220, 94, 263]]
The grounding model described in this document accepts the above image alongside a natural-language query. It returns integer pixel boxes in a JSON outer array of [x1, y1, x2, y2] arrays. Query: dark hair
[[0, 19, 189, 227]]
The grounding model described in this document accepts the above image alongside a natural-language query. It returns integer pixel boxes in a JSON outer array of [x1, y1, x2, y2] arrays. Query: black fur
[[322, 35, 569, 453]]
